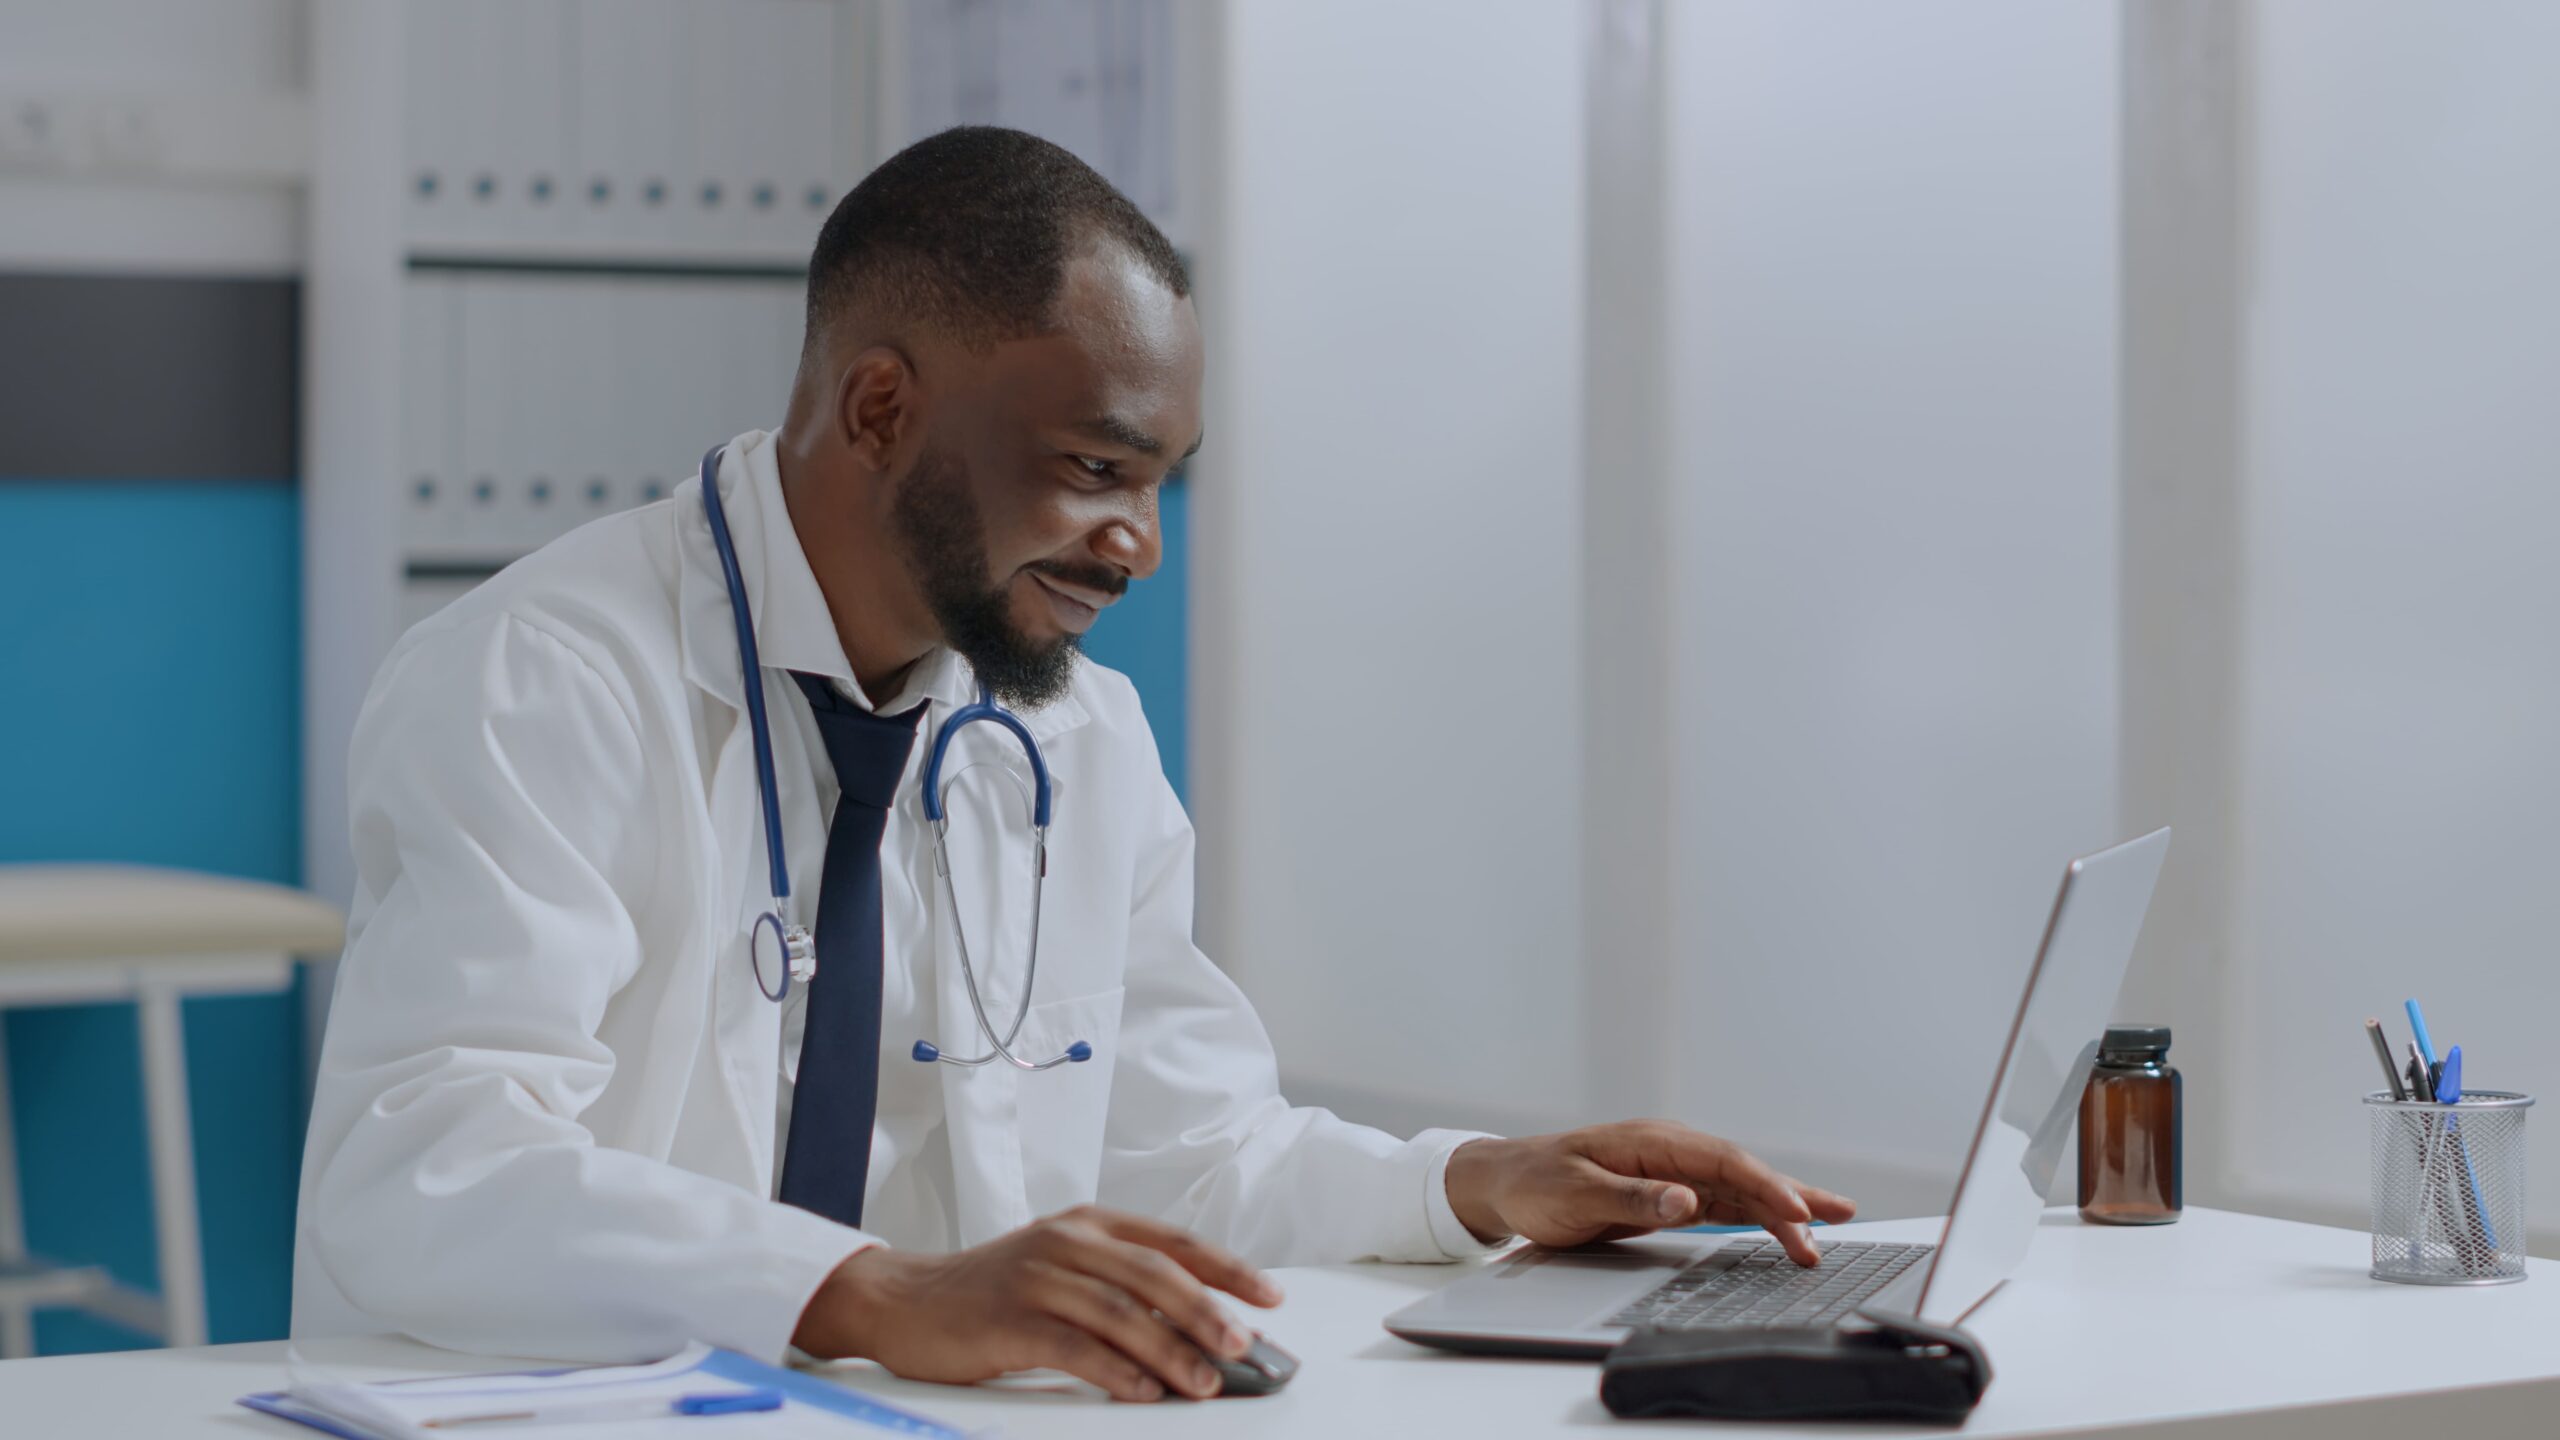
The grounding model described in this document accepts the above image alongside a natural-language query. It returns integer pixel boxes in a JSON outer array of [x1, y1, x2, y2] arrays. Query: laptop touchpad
[[1452, 1245, 1694, 1325]]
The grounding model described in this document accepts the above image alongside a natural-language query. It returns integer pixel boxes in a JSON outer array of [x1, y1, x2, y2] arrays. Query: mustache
[[1023, 559, 1128, 597]]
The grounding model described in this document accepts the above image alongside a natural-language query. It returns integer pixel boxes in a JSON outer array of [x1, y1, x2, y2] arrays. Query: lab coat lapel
[[674, 462, 789, 1192], [675, 467, 750, 717], [701, 696, 788, 1187]]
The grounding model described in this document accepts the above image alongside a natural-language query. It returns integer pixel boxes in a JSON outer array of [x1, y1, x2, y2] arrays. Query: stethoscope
[[700, 445, 1091, 1072]]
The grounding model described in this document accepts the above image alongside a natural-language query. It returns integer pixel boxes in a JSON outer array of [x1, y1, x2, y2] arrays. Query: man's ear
[[835, 345, 921, 472]]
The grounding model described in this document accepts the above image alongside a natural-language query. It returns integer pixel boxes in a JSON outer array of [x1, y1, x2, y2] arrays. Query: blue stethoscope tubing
[[699, 445, 1090, 1071]]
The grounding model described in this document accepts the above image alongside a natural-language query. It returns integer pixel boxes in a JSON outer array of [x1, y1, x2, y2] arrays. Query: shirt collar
[[693, 430, 977, 716]]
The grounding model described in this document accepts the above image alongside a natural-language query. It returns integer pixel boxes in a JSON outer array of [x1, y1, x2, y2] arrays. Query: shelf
[[403, 553, 525, 582], [406, 250, 808, 283]]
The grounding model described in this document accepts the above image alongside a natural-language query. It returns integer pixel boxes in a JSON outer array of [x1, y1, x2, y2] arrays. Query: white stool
[[0, 865, 342, 1357]]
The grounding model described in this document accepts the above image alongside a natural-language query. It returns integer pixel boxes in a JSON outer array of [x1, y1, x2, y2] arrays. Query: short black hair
[[804, 126, 1188, 355]]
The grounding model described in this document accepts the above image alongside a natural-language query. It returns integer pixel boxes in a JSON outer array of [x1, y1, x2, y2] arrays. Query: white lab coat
[[292, 431, 1491, 1364]]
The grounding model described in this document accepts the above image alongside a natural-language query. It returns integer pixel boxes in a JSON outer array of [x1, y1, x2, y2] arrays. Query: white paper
[[285, 1343, 913, 1440]]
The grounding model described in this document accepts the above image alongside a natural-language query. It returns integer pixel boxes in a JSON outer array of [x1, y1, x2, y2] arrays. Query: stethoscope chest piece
[[747, 912, 815, 1003]]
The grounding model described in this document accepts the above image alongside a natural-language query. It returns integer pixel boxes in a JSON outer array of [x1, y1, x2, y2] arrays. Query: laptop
[[1385, 828, 2170, 1357]]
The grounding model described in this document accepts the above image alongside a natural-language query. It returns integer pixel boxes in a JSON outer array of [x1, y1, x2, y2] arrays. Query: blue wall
[[1075, 478, 1189, 802], [0, 481, 305, 1354]]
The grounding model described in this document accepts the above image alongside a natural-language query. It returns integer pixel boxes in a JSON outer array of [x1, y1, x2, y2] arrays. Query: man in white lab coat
[[294, 127, 1854, 1402]]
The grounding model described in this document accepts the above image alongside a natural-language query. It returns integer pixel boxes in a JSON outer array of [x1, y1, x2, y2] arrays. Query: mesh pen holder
[[2366, 1090, 2533, 1285]]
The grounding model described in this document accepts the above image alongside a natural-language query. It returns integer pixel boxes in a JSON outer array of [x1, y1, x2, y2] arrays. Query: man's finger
[[1766, 1217, 1821, 1267], [1651, 1132, 1811, 1228], [1088, 1208, 1283, 1307], [1610, 1172, 1698, 1228], [1696, 1197, 1755, 1226], [1022, 1316, 1165, 1403], [1067, 1232, 1253, 1362], [1034, 1269, 1224, 1400]]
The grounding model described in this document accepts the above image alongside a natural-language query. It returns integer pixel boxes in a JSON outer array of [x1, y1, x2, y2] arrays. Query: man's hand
[[792, 1206, 1282, 1402], [1443, 1121, 1858, 1265]]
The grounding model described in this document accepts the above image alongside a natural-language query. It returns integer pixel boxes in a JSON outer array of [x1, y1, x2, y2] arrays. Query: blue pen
[[2436, 1043, 2501, 1260], [677, 1392, 785, 1416], [420, 1388, 783, 1428], [2404, 1000, 2439, 1071]]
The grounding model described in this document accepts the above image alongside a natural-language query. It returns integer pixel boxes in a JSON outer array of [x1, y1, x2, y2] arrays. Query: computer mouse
[[1208, 1332, 1299, 1397]]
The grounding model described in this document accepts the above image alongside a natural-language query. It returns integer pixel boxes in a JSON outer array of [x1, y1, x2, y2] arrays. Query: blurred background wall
[[1656, 0, 2120, 1206], [2226, 0, 2560, 1236], [2, 0, 2554, 1355], [1194, 0, 1594, 1150], [0, 0, 310, 1354]]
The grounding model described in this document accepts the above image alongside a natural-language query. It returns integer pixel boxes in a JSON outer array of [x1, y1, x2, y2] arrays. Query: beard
[[890, 444, 1085, 710]]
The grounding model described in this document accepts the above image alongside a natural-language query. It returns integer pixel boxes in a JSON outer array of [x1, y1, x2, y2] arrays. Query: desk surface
[[1, 1208, 2551, 1438]]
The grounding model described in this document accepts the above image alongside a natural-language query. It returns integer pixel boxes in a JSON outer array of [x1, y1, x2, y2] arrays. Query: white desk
[[0, 1209, 2551, 1437]]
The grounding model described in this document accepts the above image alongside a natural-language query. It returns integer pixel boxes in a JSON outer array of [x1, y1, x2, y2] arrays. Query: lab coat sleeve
[[1092, 710, 1508, 1265], [301, 613, 868, 1363]]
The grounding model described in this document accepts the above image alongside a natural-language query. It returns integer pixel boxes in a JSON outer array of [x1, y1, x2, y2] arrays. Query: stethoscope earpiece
[[911, 1038, 1089, 1065]]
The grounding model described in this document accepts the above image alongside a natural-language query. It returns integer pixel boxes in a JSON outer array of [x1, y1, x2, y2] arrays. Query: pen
[[2366, 1018, 2407, 1101], [420, 1389, 784, 1428], [2404, 1000, 2439, 1071], [2439, 1045, 2502, 1260], [2398, 1041, 2469, 1266], [2400, 1037, 2492, 1273]]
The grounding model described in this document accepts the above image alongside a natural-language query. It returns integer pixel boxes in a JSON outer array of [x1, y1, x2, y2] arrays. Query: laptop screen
[[1915, 828, 2170, 1324]]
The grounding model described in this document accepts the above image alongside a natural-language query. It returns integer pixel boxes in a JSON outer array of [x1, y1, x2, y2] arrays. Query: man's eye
[[1074, 456, 1116, 479]]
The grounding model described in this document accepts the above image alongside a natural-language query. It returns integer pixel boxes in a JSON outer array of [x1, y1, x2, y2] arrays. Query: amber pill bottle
[[2078, 1023, 2182, 1224]]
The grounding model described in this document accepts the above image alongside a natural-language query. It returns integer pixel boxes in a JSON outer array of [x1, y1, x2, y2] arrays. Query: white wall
[[1659, 1, 2123, 1208], [1197, 1, 2134, 1192], [2231, 0, 2560, 1243], [1196, 0, 1591, 1132], [0, 0, 299, 84], [0, 0, 305, 273], [1577, 0, 1678, 1116], [2113, 0, 2246, 1212]]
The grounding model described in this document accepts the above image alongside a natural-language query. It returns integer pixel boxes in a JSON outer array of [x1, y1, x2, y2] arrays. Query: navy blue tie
[[777, 671, 924, 1229]]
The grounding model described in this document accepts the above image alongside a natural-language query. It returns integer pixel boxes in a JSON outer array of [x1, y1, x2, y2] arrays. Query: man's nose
[[1093, 495, 1163, 583]]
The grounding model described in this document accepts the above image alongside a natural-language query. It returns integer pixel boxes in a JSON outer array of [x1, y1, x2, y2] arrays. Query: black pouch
[[1598, 1307, 1992, 1424]]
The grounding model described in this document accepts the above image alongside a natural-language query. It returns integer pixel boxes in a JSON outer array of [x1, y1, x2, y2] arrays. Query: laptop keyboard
[[1606, 1239, 1933, 1332]]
